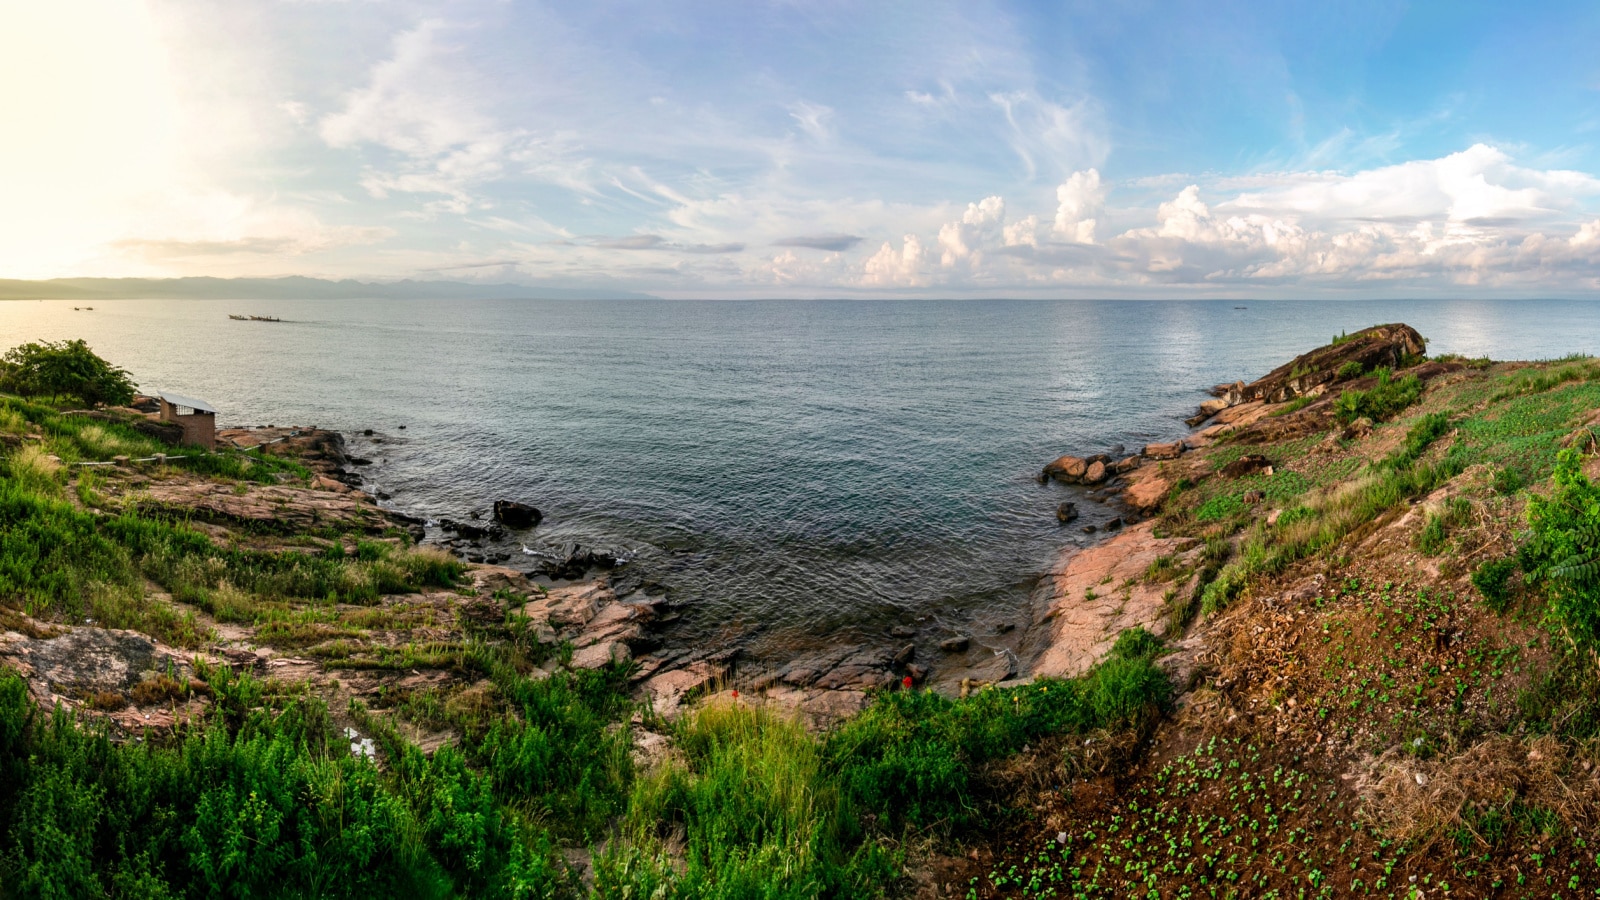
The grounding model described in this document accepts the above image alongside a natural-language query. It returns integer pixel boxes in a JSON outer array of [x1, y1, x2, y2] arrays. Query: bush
[[1336, 360, 1365, 380], [0, 339, 135, 407], [826, 629, 1169, 832], [1472, 557, 1518, 613], [1333, 367, 1423, 425], [1523, 448, 1600, 650]]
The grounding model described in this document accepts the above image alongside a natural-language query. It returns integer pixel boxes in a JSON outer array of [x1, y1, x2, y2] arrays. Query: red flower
[[902, 676, 914, 688], [731, 689, 739, 699]]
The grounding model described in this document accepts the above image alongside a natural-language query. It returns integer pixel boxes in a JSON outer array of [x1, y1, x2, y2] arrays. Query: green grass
[[1333, 367, 1423, 425]]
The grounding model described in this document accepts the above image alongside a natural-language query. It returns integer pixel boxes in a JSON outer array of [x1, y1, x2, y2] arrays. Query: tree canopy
[[0, 339, 136, 407]]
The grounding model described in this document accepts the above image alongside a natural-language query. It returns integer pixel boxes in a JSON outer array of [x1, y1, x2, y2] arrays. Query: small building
[[156, 391, 217, 450]]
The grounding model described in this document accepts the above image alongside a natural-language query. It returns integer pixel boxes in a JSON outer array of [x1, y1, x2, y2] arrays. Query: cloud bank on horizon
[[4, 0, 1600, 297]]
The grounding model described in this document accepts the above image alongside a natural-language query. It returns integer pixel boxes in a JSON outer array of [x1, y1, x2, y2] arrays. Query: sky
[[3, 1, 1600, 297]]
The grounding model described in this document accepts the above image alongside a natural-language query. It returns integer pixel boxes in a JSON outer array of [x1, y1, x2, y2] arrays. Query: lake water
[[5, 297, 1599, 657]]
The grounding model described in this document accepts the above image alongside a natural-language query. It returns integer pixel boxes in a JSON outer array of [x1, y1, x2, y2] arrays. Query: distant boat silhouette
[[1234, 306, 1248, 309], [229, 314, 281, 322]]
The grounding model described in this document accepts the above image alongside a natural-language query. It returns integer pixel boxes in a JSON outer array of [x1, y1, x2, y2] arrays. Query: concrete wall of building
[[158, 401, 216, 450]]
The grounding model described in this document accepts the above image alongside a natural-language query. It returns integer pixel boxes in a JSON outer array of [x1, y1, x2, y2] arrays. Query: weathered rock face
[[493, 500, 542, 529], [137, 479, 390, 535], [1027, 521, 1199, 679], [1143, 441, 1185, 460], [513, 574, 664, 669]]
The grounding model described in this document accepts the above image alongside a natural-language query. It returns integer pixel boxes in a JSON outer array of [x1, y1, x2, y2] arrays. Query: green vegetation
[[827, 629, 1167, 833], [0, 339, 136, 407], [1522, 448, 1600, 653], [1333, 367, 1423, 425], [1336, 360, 1364, 380]]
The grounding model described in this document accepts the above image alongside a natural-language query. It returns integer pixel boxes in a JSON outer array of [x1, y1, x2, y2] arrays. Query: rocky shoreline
[[29, 320, 1451, 732]]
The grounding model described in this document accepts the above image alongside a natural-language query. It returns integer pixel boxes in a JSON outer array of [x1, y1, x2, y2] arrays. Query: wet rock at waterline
[[493, 500, 543, 529]]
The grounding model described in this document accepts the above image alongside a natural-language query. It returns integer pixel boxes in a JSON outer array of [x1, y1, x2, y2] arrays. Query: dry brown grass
[[1358, 734, 1600, 847]]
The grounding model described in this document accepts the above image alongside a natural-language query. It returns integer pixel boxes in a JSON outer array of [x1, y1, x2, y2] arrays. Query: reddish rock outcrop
[[1027, 521, 1199, 678]]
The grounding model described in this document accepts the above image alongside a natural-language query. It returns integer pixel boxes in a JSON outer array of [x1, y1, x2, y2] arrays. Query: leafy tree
[[0, 339, 136, 407]]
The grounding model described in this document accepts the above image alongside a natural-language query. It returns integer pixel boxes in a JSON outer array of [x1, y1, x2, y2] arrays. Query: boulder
[[1243, 490, 1265, 505], [893, 644, 915, 667], [1113, 455, 1142, 474], [1055, 501, 1079, 524], [1143, 441, 1184, 460], [1084, 461, 1108, 484], [493, 500, 543, 529], [1044, 455, 1089, 483], [939, 636, 970, 653], [1221, 454, 1273, 479]]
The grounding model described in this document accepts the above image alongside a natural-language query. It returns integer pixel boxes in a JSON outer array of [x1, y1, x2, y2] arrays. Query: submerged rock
[[1056, 501, 1079, 523]]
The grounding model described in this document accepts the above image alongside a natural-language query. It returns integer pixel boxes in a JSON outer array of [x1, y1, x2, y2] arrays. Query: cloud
[[937, 196, 1005, 267], [595, 234, 666, 250], [1053, 169, 1104, 243], [773, 234, 864, 251], [788, 101, 835, 144], [592, 234, 742, 253], [861, 235, 929, 287]]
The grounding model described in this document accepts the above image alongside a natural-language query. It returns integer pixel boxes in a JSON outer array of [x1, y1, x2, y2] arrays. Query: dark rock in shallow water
[[893, 643, 915, 667], [1056, 502, 1079, 523], [1081, 524, 1098, 534], [440, 519, 504, 541], [537, 543, 624, 580], [891, 624, 917, 638], [610, 569, 645, 597], [494, 500, 543, 529], [939, 636, 969, 653], [1105, 517, 1124, 531]]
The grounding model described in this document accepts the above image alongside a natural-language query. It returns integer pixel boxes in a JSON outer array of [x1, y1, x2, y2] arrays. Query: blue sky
[[3, 0, 1600, 296]]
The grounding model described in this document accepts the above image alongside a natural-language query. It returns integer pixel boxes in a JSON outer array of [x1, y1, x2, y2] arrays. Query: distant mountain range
[[0, 276, 658, 302]]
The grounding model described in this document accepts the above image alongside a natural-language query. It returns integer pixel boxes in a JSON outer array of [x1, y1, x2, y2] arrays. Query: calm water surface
[[5, 298, 1598, 655]]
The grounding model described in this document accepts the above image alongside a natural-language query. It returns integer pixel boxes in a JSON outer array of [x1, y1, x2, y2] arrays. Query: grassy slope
[[966, 355, 1600, 899]]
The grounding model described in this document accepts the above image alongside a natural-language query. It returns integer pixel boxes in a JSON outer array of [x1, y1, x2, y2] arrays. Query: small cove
[[5, 296, 1599, 660]]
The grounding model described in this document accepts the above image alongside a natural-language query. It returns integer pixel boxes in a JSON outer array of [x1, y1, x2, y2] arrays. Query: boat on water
[[229, 314, 281, 322], [228, 314, 247, 320]]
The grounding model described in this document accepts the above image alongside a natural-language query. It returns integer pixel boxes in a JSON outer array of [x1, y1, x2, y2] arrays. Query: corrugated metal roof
[[157, 391, 217, 414]]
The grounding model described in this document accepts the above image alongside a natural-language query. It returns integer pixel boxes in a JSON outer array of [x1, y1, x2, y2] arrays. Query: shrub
[[826, 629, 1168, 832], [1333, 367, 1423, 424], [1336, 360, 1365, 380], [1472, 557, 1519, 613], [0, 339, 135, 407], [1522, 448, 1600, 651]]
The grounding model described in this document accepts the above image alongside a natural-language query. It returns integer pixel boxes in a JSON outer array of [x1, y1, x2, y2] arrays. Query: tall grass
[[0, 668, 567, 899]]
